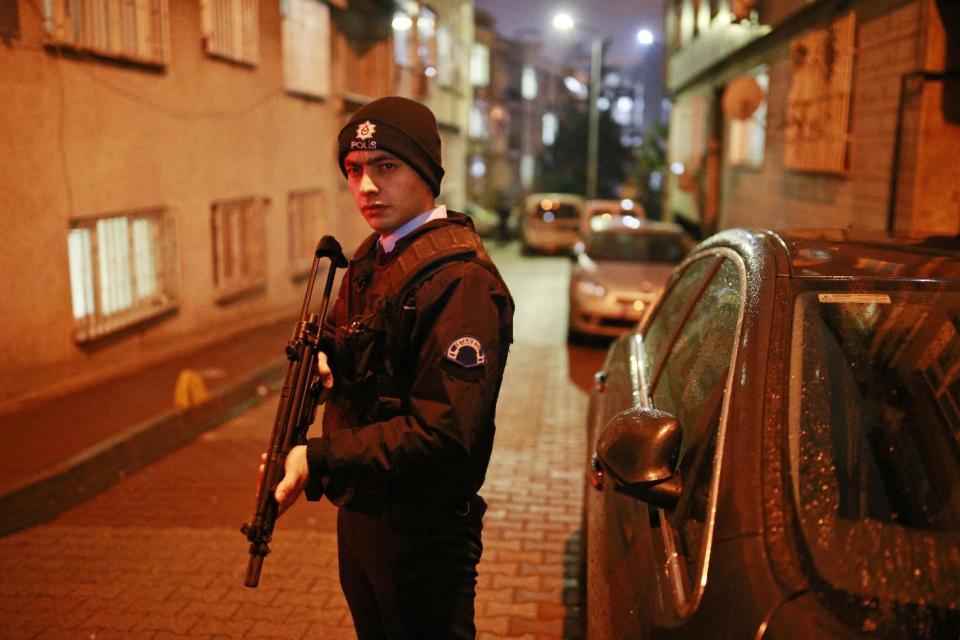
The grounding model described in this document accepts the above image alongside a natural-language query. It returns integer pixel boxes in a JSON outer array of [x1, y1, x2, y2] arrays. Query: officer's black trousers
[[337, 495, 486, 640]]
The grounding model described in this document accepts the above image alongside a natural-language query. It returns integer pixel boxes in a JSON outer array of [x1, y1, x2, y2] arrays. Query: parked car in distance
[[521, 193, 584, 254], [462, 201, 500, 237], [568, 220, 691, 340], [584, 228, 960, 639], [581, 198, 646, 235]]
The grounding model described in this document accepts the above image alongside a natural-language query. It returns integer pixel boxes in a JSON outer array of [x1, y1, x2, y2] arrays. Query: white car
[[521, 193, 584, 254], [568, 220, 692, 339]]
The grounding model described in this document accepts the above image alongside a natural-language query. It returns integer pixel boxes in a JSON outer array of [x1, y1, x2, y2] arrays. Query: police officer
[[274, 96, 514, 639]]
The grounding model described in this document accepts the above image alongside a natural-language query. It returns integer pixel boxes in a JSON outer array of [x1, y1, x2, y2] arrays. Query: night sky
[[473, 0, 664, 66]]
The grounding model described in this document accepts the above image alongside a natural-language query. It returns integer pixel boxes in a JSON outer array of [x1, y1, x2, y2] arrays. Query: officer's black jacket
[[306, 213, 514, 503]]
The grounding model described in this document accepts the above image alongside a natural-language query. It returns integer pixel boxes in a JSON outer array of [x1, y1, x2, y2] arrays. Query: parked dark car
[[584, 228, 960, 639]]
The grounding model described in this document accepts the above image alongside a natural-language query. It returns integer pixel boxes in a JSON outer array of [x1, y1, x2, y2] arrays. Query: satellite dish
[[722, 75, 764, 120]]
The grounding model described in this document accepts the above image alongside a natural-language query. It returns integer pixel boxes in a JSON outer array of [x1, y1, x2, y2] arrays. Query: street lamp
[[552, 12, 602, 200]]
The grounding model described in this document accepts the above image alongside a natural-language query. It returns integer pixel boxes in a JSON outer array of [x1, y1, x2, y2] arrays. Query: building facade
[[662, 0, 959, 238], [0, 0, 473, 406], [467, 10, 573, 214]]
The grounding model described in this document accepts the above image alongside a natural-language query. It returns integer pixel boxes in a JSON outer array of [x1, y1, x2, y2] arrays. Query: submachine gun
[[241, 235, 347, 588]]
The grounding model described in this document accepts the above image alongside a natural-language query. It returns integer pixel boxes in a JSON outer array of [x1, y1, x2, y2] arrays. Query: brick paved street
[[0, 242, 608, 639]]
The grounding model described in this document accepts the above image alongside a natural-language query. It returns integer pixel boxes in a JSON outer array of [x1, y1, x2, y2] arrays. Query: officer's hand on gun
[[258, 351, 335, 517]]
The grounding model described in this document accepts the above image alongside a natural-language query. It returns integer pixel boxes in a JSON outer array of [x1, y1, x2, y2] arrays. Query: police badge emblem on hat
[[444, 336, 486, 368], [351, 120, 378, 151], [355, 120, 376, 140]]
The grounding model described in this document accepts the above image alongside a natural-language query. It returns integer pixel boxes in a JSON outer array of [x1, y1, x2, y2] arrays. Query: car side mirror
[[595, 407, 682, 509]]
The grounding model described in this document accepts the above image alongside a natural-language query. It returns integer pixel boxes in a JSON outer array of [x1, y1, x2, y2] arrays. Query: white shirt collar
[[378, 204, 448, 253]]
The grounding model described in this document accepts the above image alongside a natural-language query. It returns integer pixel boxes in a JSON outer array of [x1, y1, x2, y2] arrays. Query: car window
[[531, 203, 579, 221], [641, 256, 718, 377], [586, 232, 687, 263], [790, 287, 960, 610], [650, 258, 741, 588]]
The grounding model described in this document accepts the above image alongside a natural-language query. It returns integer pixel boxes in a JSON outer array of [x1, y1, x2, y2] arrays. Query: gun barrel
[[244, 554, 264, 588], [240, 234, 345, 589]]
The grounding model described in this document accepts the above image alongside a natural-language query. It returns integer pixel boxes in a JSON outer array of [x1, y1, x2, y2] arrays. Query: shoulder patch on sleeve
[[444, 336, 486, 368]]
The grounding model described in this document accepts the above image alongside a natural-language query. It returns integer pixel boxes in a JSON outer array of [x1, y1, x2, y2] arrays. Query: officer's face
[[344, 150, 436, 235]]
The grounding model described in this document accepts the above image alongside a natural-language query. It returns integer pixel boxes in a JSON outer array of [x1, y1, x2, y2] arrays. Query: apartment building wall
[[390, 0, 473, 209], [0, 0, 474, 406], [663, 0, 959, 236], [467, 18, 575, 212]]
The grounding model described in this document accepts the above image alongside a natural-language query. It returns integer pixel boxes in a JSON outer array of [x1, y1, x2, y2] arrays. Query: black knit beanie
[[337, 96, 445, 196]]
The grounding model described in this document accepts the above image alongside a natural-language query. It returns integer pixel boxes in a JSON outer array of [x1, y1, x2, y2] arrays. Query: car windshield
[[589, 208, 635, 220], [789, 285, 960, 609], [587, 231, 685, 263], [532, 203, 579, 222]]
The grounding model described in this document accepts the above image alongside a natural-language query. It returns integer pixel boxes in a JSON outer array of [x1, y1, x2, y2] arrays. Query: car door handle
[[588, 454, 604, 491]]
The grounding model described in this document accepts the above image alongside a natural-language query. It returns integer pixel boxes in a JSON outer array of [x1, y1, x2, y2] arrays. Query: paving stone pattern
[[0, 244, 604, 639]]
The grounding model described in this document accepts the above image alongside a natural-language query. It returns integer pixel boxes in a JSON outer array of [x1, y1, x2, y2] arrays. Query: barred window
[[200, 0, 259, 66], [282, 0, 331, 99], [392, 0, 417, 68], [470, 43, 489, 87], [784, 12, 856, 174], [521, 66, 538, 100], [288, 189, 327, 279], [436, 23, 455, 87], [211, 196, 268, 302], [67, 208, 177, 342], [468, 105, 487, 140], [43, 0, 170, 66], [417, 6, 436, 77], [728, 71, 768, 168]]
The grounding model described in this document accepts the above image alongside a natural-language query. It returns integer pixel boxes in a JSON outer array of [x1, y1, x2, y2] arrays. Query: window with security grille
[[417, 6, 436, 77], [43, 0, 170, 66], [728, 71, 768, 168], [211, 196, 268, 302], [437, 23, 457, 88], [288, 189, 327, 279], [67, 208, 178, 342], [392, 0, 417, 68], [784, 12, 856, 174], [470, 42, 490, 87], [282, 0, 331, 98], [200, 0, 259, 66]]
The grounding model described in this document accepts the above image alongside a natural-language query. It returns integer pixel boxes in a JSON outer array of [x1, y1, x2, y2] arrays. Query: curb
[[0, 359, 285, 537]]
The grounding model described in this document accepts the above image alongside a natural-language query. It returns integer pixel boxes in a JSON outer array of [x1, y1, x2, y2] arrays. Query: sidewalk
[[0, 318, 294, 536]]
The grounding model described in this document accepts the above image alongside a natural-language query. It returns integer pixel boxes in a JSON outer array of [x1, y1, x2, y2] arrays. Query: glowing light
[[552, 13, 574, 31], [543, 211, 556, 223], [620, 199, 634, 210], [392, 14, 413, 31], [636, 29, 654, 46], [541, 198, 554, 210], [564, 76, 586, 97], [670, 161, 685, 176], [623, 215, 641, 228], [633, 300, 646, 311], [470, 157, 486, 178]]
